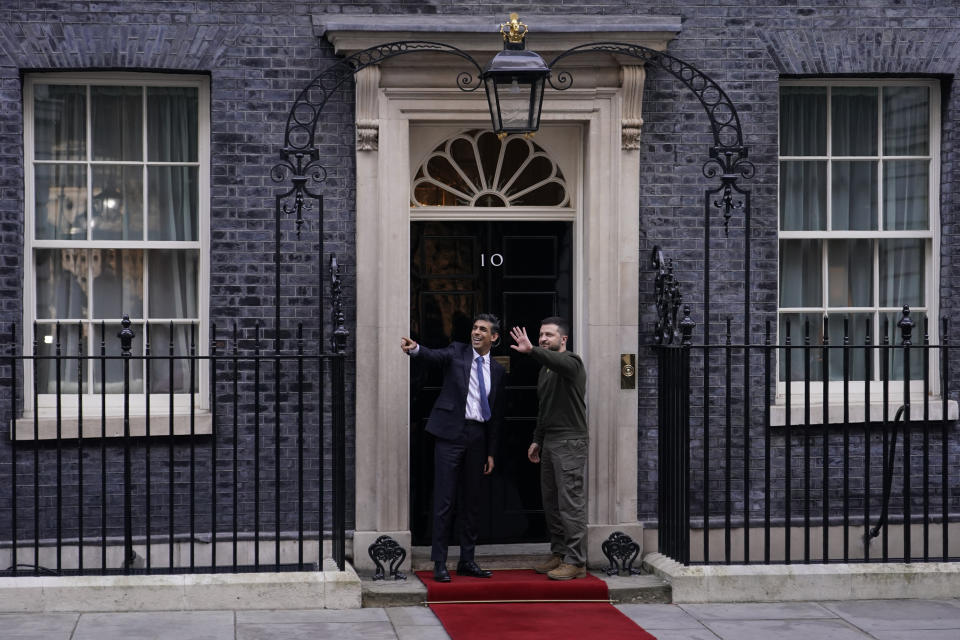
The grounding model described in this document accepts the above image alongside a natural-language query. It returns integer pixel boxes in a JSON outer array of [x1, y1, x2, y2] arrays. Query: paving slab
[[680, 601, 838, 620], [871, 631, 960, 640], [236, 620, 397, 640], [395, 626, 451, 640], [386, 605, 444, 626], [643, 630, 722, 640], [72, 611, 234, 640], [701, 618, 877, 640], [236, 608, 388, 623], [0, 613, 78, 640], [616, 603, 710, 629], [822, 599, 960, 631]]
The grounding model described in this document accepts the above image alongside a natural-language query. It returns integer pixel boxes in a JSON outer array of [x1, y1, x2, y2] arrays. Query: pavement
[[4, 598, 960, 640]]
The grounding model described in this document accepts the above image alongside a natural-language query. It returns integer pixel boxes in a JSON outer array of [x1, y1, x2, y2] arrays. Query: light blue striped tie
[[476, 356, 491, 422]]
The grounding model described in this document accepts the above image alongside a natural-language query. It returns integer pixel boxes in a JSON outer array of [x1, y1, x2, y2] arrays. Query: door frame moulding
[[332, 17, 681, 573]]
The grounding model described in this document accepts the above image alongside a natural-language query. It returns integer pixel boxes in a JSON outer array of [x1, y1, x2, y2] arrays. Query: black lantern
[[481, 14, 550, 135]]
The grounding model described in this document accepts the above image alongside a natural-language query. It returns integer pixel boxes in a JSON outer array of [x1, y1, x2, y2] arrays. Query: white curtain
[[146, 87, 199, 393]]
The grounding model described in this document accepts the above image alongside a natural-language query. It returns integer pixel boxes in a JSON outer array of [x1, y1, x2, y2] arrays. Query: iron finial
[[897, 304, 914, 346], [680, 305, 695, 346], [118, 314, 135, 357]]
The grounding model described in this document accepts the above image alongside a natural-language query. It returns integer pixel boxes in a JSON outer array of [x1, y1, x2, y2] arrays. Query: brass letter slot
[[493, 355, 511, 374], [620, 353, 636, 389]]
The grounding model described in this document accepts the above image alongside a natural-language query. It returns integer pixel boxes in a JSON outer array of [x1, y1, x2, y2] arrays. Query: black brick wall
[[0, 1, 957, 548]]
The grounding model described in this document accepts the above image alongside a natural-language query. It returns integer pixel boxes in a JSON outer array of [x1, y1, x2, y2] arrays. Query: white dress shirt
[[465, 349, 491, 422]]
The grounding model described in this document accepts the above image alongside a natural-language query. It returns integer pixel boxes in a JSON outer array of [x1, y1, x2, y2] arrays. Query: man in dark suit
[[401, 313, 506, 582]]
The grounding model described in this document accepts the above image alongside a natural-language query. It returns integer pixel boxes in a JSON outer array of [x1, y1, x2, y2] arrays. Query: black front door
[[410, 220, 573, 546]]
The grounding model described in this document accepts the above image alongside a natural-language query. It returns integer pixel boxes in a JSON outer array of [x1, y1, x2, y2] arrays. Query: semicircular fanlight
[[412, 130, 569, 207]]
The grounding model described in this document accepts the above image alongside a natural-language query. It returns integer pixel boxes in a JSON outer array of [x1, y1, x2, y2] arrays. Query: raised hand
[[509, 326, 533, 353], [400, 336, 418, 354]]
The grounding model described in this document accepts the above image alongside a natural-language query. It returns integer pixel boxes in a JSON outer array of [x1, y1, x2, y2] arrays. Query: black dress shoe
[[456, 560, 493, 578], [433, 561, 451, 582]]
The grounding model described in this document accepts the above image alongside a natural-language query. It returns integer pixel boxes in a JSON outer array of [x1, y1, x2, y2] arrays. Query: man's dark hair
[[541, 316, 570, 337], [473, 313, 500, 335]]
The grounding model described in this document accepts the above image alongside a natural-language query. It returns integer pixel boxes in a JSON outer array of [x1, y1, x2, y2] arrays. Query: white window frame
[[776, 78, 942, 411], [22, 72, 210, 429]]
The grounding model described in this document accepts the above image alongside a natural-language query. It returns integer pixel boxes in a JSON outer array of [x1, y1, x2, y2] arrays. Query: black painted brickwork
[[0, 1, 957, 547]]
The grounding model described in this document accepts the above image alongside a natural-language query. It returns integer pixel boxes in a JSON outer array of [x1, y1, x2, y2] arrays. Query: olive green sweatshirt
[[530, 347, 587, 447]]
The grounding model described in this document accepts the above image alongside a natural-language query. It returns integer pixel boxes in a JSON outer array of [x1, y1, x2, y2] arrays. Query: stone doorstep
[[361, 571, 671, 608], [360, 547, 671, 608], [643, 552, 960, 603], [0, 565, 362, 613]]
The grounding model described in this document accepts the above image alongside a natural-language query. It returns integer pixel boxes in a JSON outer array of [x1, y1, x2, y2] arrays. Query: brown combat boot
[[533, 554, 563, 574], [547, 562, 587, 580]]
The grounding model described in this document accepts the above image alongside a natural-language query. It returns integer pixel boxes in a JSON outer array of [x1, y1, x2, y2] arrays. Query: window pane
[[883, 160, 929, 230], [883, 310, 926, 382], [91, 86, 142, 161], [148, 166, 198, 240], [147, 323, 196, 393], [780, 86, 826, 156], [779, 161, 826, 230], [828, 239, 873, 307], [93, 322, 143, 394], [879, 239, 925, 307], [34, 164, 87, 240], [147, 87, 198, 162], [92, 165, 143, 240], [832, 161, 877, 230], [826, 313, 873, 381], [36, 249, 88, 320], [148, 250, 199, 319], [883, 86, 929, 156], [779, 312, 824, 382], [92, 249, 143, 319], [34, 323, 86, 394], [779, 240, 822, 307], [831, 87, 877, 156], [34, 84, 86, 161]]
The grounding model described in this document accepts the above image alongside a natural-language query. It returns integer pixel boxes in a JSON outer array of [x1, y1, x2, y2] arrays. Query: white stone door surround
[[316, 14, 682, 571]]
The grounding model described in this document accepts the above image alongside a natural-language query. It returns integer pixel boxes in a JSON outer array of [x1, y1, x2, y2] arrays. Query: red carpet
[[416, 569, 657, 639]]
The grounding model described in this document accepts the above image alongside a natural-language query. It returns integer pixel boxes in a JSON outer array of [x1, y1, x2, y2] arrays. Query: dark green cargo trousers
[[540, 436, 588, 566]]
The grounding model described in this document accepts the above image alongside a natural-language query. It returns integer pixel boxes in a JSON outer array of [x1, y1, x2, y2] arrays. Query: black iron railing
[[656, 306, 957, 565], [1, 318, 348, 576]]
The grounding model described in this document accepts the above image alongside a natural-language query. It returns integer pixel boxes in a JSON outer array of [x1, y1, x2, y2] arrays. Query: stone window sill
[[11, 411, 212, 441], [768, 399, 958, 427]]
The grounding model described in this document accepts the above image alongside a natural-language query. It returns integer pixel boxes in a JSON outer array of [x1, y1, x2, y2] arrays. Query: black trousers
[[431, 420, 487, 563]]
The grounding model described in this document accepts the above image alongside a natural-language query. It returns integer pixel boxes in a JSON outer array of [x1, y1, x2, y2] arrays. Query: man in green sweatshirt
[[509, 317, 588, 580]]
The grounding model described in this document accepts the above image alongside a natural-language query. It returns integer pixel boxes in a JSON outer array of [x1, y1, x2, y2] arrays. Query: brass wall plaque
[[620, 353, 636, 389]]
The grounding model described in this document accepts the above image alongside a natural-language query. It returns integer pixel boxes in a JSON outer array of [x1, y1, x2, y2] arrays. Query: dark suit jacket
[[414, 342, 505, 458]]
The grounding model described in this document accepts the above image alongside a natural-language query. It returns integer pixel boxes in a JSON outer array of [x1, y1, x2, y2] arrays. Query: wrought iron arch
[[272, 38, 757, 351], [270, 42, 483, 353], [544, 42, 755, 345]]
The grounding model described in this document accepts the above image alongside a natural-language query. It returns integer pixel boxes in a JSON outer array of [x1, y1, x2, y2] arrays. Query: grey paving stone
[[395, 626, 451, 640], [872, 631, 960, 640], [0, 613, 79, 640], [616, 603, 707, 629], [644, 630, 722, 640], [72, 611, 235, 640], [822, 599, 960, 631], [702, 619, 876, 640], [680, 602, 838, 620], [386, 606, 444, 626], [236, 621, 397, 640], [236, 608, 389, 624]]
